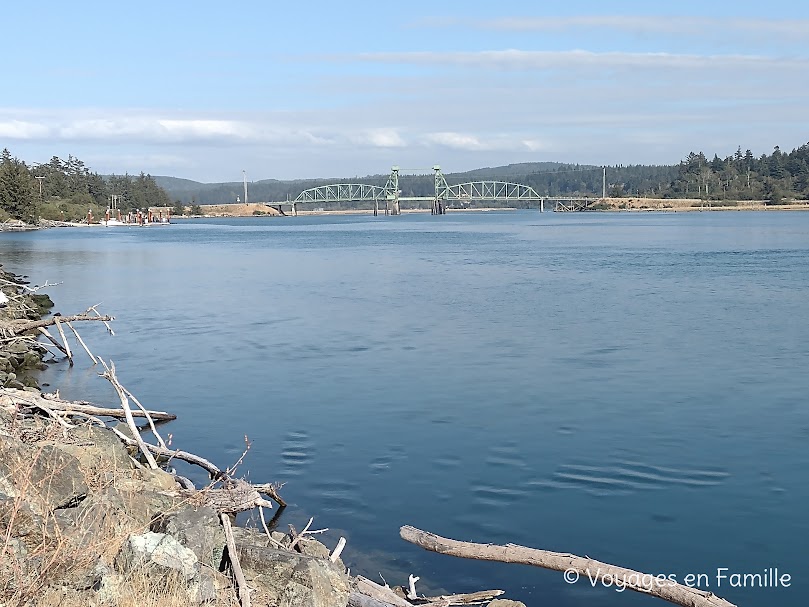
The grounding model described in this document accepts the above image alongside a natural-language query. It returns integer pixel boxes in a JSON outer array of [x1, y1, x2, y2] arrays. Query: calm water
[[2, 211, 808, 606]]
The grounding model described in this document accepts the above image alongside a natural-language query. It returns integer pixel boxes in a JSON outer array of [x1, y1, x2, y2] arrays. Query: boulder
[[235, 542, 350, 607], [52, 425, 134, 476], [151, 504, 226, 569], [115, 531, 199, 580], [0, 493, 45, 540], [488, 600, 527, 607], [54, 487, 140, 544], [0, 434, 88, 514]]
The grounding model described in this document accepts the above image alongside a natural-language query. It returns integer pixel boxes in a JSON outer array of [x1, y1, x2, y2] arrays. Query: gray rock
[[54, 487, 139, 543], [235, 543, 350, 607], [280, 557, 350, 607], [151, 504, 226, 569], [191, 566, 219, 604], [115, 531, 200, 580], [55, 425, 134, 475], [0, 435, 88, 514], [298, 537, 331, 559], [21, 350, 42, 368], [0, 493, 44, 539], [488, 600, 527, 607]]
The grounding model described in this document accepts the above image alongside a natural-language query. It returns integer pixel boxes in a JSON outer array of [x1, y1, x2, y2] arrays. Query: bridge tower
[[385, 166, 400, 215], [433, 165, 449, 215]]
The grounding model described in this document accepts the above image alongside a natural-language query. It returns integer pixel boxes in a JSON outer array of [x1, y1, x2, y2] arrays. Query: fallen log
[[420, 589, 504, 606], [1, 388, 177, 420], [400, 526, 736, 607], [222, 512, 251, 607], [0, 313, 114, 338], [349, 592, 399, 607]]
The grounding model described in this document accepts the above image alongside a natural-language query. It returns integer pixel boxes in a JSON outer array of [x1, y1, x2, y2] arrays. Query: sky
[[2, 0, 808, 182]]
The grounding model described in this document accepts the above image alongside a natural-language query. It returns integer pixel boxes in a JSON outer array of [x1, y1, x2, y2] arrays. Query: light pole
[[243, 170, 248, 205], [35, 176, 45, 200]]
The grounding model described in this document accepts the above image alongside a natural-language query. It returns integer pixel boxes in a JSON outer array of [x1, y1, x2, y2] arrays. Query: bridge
[[267, 166, 561, 216]]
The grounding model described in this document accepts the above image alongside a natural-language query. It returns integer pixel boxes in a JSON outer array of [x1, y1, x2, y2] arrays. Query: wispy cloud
[[414, 15, 809, 39], [349, 49, 804, 71], [422, 132, 545, 152], [352, 128, 407, 148], [0, 120, 51, 139]]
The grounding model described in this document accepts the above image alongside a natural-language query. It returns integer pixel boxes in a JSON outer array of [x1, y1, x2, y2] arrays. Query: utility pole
[[602, 166, 606, 199], [243, 170, 248, 205], [35, 176, 45, 200]]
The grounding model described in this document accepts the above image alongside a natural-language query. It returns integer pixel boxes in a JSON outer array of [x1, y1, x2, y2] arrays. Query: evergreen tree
[[0, 149, 38, 223]]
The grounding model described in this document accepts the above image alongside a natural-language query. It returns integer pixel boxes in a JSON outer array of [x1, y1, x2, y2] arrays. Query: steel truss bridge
[[268, 166, 560, 216]]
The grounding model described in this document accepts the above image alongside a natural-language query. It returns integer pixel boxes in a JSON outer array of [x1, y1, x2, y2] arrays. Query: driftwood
[[419, 590, 504, 606], [400, 526, 737, 607], [191, 479, 274, 514], [2, 388, 177, 421], [222, 513, 251, 607], [349, 593, 397, 607], [0, 313, 114, 338], [101, 359, 158, 469], [352, 576, 502, 607], [355, 577, 413, 607]]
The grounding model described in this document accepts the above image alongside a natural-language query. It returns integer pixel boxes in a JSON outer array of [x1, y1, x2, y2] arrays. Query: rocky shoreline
[[0, 264, 527, 607]]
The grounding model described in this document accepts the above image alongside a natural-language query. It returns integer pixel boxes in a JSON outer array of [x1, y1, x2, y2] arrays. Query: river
[[1, 210, 807, 606]]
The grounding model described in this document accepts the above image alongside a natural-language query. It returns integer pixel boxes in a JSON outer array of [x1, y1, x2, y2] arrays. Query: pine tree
[[0, 149, 38, 223]]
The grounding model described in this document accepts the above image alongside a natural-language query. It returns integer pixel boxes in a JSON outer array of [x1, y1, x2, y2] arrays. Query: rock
[[6, 342, 31, 355], [191, 566, 220, 604], [52, 425, 134, 476], [151, 504, 226, 569], [298, 537, 331, 559], [30, 293, 54, 314], [54, 486, 140, 543], [281, 557, 350, 607], [235, 542, 350, 607], [231, 525, 290, 549], [22, 350, 42, 369], [138, 467, 178, 491], [0, 434, 88, 514], [0, 493, 45, 541], [488, 600, 527, 607], [115, 531, 200, 580]]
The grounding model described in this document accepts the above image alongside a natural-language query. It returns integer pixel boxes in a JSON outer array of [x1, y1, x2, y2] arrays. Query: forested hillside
[[0, 149, 173, 222], [155, 142, 809, 206], [4, 143, 807, 222]]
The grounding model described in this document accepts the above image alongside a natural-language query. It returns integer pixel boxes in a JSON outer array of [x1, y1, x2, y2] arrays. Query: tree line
[[0, 149, 174, 223], [158, 142, 809, 208]]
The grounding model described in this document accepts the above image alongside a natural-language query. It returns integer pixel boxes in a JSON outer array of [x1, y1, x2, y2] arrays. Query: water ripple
[[279, 430, 314, 477], [532, 460, 729, 496]]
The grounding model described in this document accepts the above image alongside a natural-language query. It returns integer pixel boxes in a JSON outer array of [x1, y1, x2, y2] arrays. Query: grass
[[0, 419, 238, 607]]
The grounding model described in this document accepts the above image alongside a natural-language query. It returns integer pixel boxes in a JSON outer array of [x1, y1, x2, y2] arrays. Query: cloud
[[413, 15, 809, 39], [350, 49, 804, 71], [353, 128, 406, 148], [424, 132, 487, 150], [0, 120, 51, 139], [422, 132, 544, 153]]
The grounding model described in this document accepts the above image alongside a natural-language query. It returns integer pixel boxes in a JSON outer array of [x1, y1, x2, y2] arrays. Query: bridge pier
[[374, 199, 378, 216]]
